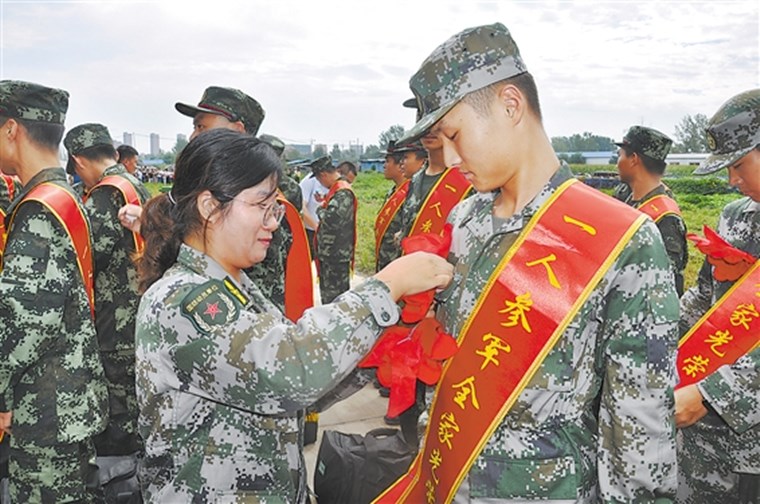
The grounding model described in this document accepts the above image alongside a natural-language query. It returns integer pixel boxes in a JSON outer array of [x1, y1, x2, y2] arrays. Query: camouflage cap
[[64, 123, 113, 174], [398, 23, 527, 144], [695, 89, 760, 175], [258, 133, 285, 156], [393, 140, 427, 155], [0, 80, 69, 124], [615, 126, 673, 162], [402, 97, 421, 122], [309, 155, 335, 174], [175, 86, 265, 136]]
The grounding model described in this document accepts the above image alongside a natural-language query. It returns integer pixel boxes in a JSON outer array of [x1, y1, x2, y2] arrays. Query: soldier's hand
[[674, 384, 708, 428], [374, 251, 453, 301], [118, 203, 143, 234]]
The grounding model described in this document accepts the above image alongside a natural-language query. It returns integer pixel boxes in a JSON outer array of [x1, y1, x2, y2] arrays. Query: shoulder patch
[[181, 279, 241, 334]]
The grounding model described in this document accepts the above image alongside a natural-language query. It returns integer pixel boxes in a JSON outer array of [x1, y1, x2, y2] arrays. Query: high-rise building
[[123, 132, 134, 147], [150, 133, 160, 156]]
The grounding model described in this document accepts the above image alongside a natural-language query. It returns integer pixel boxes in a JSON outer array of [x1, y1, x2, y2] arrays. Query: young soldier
[[0, 80, 108, 501], [375, 140, 409, 272], [312, 155, 357, 304], [676, 89, 760, 503], [0, 173, 20, 255], [377, 23, 678, 502], [116, 144, 139, 175], [64, 123, 150, 500], [615, 126, 688, 295]]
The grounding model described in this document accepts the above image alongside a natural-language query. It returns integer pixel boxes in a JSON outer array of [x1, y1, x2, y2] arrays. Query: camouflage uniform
[[677, 89, 760, 503], [433, 165, 679, 502], [0, 167, 109, 501], [86, 163, 150, 456], [135, 244, 399, 501], [375, 182, 407, 271], [315, 178, 356, 304], [398, 163, 441, 237], [619, 184, 688, 296]]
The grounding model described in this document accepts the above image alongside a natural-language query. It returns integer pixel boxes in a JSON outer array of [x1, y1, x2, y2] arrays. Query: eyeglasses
[[227, 196, 285, 225]]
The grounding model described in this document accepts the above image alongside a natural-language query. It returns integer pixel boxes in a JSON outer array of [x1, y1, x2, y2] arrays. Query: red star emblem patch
[[204, 301, 222, 320]]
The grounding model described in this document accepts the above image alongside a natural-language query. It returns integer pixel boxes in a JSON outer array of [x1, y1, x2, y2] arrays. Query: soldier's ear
[[497, 84, 523, 123], [196, 190, 219, 222]]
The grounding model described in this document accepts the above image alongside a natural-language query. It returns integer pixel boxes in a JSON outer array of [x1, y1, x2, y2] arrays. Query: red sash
[[278, 194, 314, 322], [6, 183, 95, 318], [376, 180, 646, 503], [408, 168, 471, 237], [374, 180, 410, 266], [0, 174, 17, 255], [638, 194, 681, 223], [87, 175, 145, 253], [676, 259, 760, 389], [314, 180, 357, 275]]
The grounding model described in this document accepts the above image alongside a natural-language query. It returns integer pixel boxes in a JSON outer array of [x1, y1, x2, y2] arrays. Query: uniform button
[[381, 312, 390, 322]]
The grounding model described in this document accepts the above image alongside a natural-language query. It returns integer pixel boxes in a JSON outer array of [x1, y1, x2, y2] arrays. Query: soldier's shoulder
[[179, 277, 249, 335]]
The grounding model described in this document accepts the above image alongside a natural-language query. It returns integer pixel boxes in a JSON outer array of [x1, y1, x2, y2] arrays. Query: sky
[[0, 0, 758, 155]]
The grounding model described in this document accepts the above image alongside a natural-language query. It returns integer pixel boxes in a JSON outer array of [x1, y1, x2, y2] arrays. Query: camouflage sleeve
[[140, 277, 398, 415], [679, 257, 713, 335], [698, 347, 760, 433], [315, 190, 355, 263], [279, 175, 303, 210], [0, 203, 73, 399], [656, 215, 688, 296], [597, 221, 679, 500], [86, 186, 126, 272]]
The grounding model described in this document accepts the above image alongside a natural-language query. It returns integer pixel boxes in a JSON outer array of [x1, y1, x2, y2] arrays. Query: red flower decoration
[[359, 224, 457, 418], [687, 225, 757, 282]]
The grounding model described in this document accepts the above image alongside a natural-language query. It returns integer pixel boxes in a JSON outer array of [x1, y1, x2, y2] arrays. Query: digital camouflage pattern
[[619, 183, 688, 296], [63, 122, 113, 155], [259, 133, 286, 156], [696, 89, 760, 175], [615, 125, 673, 161], [175, 86, 265, 136], [0, 80, 68, 124], [400, 23, 527, 144], [678, 196, 760, 502], [315, 181, 356, 304], [85, 163, 150, 456], [375, 183, 406, 271], [398, 165, 442, 238], [135, 244, 399, 501], [279, 173, 303, 211], [0, 168, 109, 499], [432, 165, 679, 502]]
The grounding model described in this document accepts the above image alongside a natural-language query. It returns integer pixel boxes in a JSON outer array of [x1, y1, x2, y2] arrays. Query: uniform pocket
[[469, 454, 579, 500]]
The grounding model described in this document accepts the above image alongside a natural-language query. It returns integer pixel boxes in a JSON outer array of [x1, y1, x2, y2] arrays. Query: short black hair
[[462, 72, 542, 123], [117, 144, 139, 162], [621, 145, 666, 175], [77, 143, 118, 163], [0, 115, 65, 153], [337, 161, 357, 176]]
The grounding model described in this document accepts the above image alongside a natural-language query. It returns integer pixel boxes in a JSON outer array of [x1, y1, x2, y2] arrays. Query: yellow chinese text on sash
[[279, 194, 314, 322], [676, 260, 760, 389], [0, 174, 17, 256], [5, 182, 95, 318], [87, 175, 145, 253], [408, 168, 471, 237], [374, 180, 410, 266], [637, 194, 681, 223], [375, 180, 646, 503]]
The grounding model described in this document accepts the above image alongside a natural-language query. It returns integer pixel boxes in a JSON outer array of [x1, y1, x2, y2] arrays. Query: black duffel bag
[[314, 428, 415, 504]]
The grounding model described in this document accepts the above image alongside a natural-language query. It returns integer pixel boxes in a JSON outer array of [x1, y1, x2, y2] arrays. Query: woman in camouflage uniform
[[134, 129, 452, 502]]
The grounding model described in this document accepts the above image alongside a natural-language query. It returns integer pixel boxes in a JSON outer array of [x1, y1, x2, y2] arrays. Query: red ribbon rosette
[[359, 224, 458, 418], [687, 225, 757, 282]]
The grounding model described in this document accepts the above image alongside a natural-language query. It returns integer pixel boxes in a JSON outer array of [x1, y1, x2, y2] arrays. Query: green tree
[[313, 145, 327, 158], [172, 136, 189, 157], [330, 144, 342, 159], [160, 150, 175, 165], [362, 144, 382, 159], [672, 113, 709, 153], [378, 125, 405, 150], [552, 132, 615, 152]]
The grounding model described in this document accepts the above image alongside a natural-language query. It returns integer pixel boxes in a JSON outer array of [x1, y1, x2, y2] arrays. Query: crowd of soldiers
[[0, 19, 757, 504]]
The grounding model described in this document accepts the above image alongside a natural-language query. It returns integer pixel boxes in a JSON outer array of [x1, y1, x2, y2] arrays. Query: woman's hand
[[374, 251, 453, 301], [118, 203, 143, 233]]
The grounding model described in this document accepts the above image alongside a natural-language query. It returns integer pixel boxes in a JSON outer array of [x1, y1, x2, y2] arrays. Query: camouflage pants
[[677, 416, 759, 503], [9, 439, 102, 503], [318, 261, 350, 305]]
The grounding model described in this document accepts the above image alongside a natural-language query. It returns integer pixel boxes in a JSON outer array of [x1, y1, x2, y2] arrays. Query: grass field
[[146, 164, 742, 291]]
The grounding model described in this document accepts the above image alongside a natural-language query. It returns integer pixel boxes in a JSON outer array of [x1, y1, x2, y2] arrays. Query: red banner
[[89, 175, 145, 253], [375, 180, 410, 266], [408, 168, 471, 237], [279, 195, 314, 322], [638, 194, 681, 223]]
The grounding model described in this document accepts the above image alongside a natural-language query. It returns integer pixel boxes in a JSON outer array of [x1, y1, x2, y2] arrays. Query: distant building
[[123, 132, 135, 147], [348, 143, 363, 158], [289, 144, 312, 157], [359, 159, 384, 172], [666, 153, 709, 166], [150, 133, 160, 156]]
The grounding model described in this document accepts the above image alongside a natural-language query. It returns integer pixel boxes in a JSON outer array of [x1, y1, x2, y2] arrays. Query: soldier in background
[[116, 144, 139, 175], [376, 23, 678, 502], [312, 155, 357, 304], [614, 126, 688, 296], [65, 123, 151, 501], [0, 80, 108, 501], [337, 160, 358, 184], [0, 173, 20, 255], [676, 89, 760, 504], [375, 140, 408, 272]]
